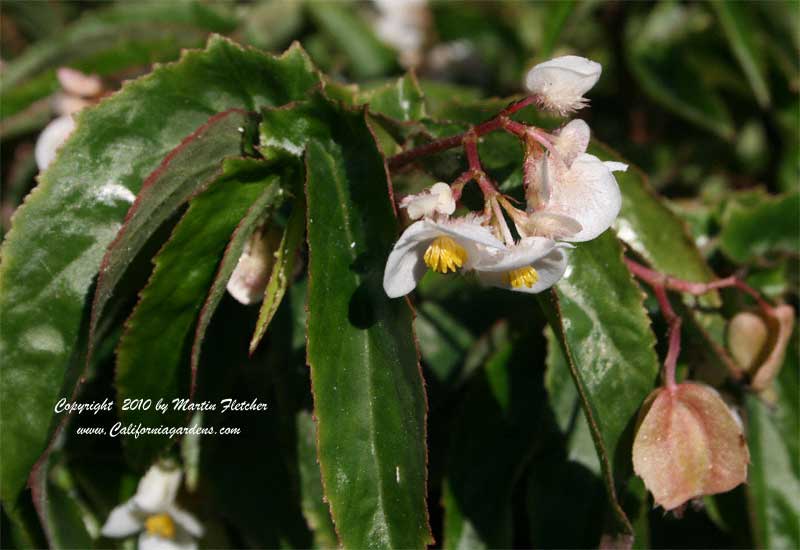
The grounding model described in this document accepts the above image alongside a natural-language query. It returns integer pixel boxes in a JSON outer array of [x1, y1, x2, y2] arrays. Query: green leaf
[[30, 451, 94, 550], [443, 320, 547, 549], [357, 74, 427, 122], [538, 231, 660, 535], [625, 2, 735, 139], [188, 159, 289, 393], [719, 192, 800, 263], [590, 142, 719, 289], [414, 301, 474, 384], [746, 334, 800, 550], [196, 297, 311, 548], [249, 190, 305, 355], [307, 2, 397, 79], [304, 96, 431, 548], [0, 36, 318, 508], [711, 0, 770, 108], [116, 168, 281, 467], [297, 411, 338, 549], [527, 327, 606, 548], [91, 109, 252, 356]]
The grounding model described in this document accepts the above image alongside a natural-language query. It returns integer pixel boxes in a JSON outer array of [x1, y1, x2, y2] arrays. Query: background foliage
[[1, 1, 797, 548]]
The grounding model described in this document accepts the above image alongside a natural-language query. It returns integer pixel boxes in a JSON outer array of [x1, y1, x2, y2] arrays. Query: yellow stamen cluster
[[507, 266, 539, 288], [424, 236, 468, 274], [145, 513, 176, 539]]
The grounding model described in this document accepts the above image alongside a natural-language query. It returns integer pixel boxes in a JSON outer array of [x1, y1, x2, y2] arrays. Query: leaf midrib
[[313, 139, 394, 548]]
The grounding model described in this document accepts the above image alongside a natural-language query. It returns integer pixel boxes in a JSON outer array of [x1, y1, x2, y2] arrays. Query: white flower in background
[[383, 215, 505, 298], [373, 0, 430, 68], [473, 237, 572, 294], [35, 115, 76, 171], [227, 228, 280, 305], [400, 182, 456, 220], [56, 67, 103, 98], [101, 464, 203, 550], [35, 67, 103, 170], [524, 55, 602, 114]]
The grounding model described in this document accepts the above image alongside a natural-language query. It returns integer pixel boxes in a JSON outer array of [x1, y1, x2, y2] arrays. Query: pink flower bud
[[632, 382, 749, 511], [56, 67, 103, 98]]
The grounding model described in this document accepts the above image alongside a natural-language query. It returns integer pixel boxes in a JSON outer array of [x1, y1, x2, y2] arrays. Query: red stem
[[463, 134, 498, 196], [625, 257, 772, 387], [387, 96, 537, 170], [624, 259, 773, 314], [653, 285, 680, 390]]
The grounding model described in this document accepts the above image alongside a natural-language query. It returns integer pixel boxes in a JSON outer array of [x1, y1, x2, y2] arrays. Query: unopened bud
[[226, 227, 282, 305], [632, 382, 749, 511], [524, 55, 602, 115], [727, 311, 769, 372], [726, 305, 794, 393], [750, 305, 795, 392], [57, 67, 103, 98]]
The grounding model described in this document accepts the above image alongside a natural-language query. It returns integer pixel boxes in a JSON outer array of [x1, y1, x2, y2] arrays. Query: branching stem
[[625, 258, 774, 388], [387, 96, 537, 170]]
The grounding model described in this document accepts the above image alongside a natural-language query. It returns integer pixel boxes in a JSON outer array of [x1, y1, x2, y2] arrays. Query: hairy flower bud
[[632, 382, 749, 511], [399, 182, 456, 220], [524, 55, 602, 115]]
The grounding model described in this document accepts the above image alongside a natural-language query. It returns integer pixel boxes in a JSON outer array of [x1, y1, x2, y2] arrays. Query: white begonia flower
[[383, 216, 505, 298], [474, 237, 571, 294], [518, 118, 626, 243], [36, 68, 104, 171], [537, 153, 625, 242], [35, 115, 75, 170], [227, 228, 279, 305], [525, 55, 602, 115], [399, 182, 456, 220], [101, 464, 203, 550]]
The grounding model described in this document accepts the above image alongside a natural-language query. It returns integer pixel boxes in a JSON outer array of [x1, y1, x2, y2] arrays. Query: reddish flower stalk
[[625, 258, 774, 388], [625, 259, 773, 315], [387, 96, 538, 171], [653, 285, 681, 390]]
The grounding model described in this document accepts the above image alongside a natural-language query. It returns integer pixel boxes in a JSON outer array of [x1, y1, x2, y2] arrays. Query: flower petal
[[555, 119, 590, 166], [35, 115, 75, 170], [139, 532, 197, 550], [474, 237, 557, 272], [383, 221, 439, 298], [548, 153, 621, 242], [101, 501, 142, 538], [168, 505, 204, 539], [523, 211, 583, 240], [134, 465, 182, 514], [432, 218, 505, 250], [604, 161, 628, 173], [477, 247, 569, 294]]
